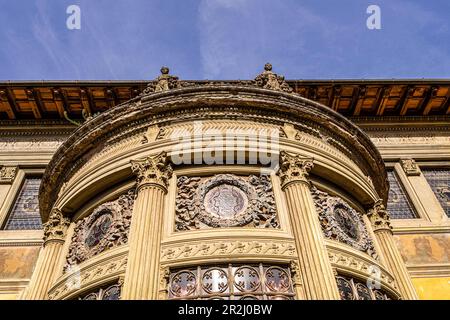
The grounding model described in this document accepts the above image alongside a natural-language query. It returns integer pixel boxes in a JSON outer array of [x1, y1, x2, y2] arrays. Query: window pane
[[4, 178, 43, 230], [386, 170, 417, 219], [422, 169, 450, 218]]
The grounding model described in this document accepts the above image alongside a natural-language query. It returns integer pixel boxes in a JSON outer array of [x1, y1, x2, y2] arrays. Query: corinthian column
[[278, 151, 340, 300], [23, 209, 70, 300], [368, 201, 418, 300], [121, 152, 172, 300]]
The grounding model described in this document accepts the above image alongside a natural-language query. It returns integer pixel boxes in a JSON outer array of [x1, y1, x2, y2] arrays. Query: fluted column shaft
[[121, 152, 172, 300], [368, 201, 418, 300], [278, 151, 340, 300], [23, 209, 69, 300]]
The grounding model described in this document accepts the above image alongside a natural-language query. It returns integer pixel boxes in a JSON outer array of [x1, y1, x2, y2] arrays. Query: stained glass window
[[79, 282, 121, 300], [422, 169, 450, 218], [4, 178, 43, 230], [168, 264, 295, 300], [336, 274, 397, 300], [386, 170, 417, 219]]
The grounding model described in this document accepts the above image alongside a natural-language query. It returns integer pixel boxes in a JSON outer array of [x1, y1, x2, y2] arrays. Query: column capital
[[131, 151, 173, 192], [277, 151, 314, 189], [400, 159, 421, 176], [43, 208, 70, 244], [367, 200, 392, 233]]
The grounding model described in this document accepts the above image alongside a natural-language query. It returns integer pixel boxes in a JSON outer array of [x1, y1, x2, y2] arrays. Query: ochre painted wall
[[412, 277, 450, 300]]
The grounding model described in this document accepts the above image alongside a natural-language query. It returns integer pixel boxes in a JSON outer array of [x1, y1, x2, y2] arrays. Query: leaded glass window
[[4, 178, 42, 230], [335, 274, 397, 300], [386, 170, 417, 219], [422, 169, 450, 218], [79, 282, 121, 300], [168, 264, 295, 300]]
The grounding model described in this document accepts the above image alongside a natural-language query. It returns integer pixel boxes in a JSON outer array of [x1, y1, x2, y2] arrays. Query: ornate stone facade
[[311, 186, 377, 259], [65, 190, 135, 269], [175, 174, 279, 230]]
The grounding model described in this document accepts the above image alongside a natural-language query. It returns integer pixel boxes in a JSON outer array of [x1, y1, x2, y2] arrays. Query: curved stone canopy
[[39, 84, 388, 221]]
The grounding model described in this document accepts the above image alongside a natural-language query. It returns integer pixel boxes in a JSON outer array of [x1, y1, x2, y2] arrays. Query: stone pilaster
[[121, 152, 172, 300], [278, 151, 340, 300], [23, 208, 70, 300], [368, 200, 418, 300]]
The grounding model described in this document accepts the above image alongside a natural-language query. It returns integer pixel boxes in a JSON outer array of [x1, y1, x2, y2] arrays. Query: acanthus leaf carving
[[277, 151, 314, 189], [43, 208, 70, 243], [130, 151, 173, 191], [0, 166, 17, 184], [367, 200, 392, 232]]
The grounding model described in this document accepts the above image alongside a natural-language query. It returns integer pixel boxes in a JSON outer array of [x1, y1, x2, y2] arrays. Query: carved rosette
[[65, 190, 135, 269], [367, 200, 392, 232], [174, 174, 279, 231], [311, 187, 378, 259], [400, 159, 421, 176], [277, 151, 314, 189], [43, 208, 70, 243], [130, 151, 173, 192]]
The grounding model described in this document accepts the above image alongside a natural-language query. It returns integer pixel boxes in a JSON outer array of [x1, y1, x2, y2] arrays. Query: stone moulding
[[48, 245, 128, 300], [326, 243, 400, 298], [160, 239, 297, 264], [39, 85, 388, 221]]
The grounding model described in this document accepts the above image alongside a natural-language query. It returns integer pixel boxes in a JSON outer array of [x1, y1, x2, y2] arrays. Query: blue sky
[[1, 0, 450, 80]]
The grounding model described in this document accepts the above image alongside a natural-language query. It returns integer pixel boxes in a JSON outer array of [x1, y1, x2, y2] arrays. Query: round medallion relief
[[333, 204, 360, 241], [204, 184, 248, 219], [85, 211, 113, 248], [197, 174, 257, 228]]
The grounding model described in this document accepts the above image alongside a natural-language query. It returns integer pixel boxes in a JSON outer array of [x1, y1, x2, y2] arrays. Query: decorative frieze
[[311, 186, 378, 259], [161, 240, 296, 263], [0, 166, 17, 184], [65, 190, 135, 269], [49, 251, 128, 300], [175, 174, 279, 231], [400, 159, 421, 176]]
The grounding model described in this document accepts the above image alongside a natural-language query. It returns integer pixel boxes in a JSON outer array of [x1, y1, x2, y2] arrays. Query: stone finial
[[144, 66, 180, 94], [367, 200, 392, 232], [277, 151, 314, 189], [400, 159, 421, 176], [130, 151, 173, 192], [43, 208, 70, 243], [254, 63, 293, 93]]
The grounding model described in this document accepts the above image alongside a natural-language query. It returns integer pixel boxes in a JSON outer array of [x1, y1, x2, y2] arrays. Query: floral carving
[[311, 186, 378, 259], [65, 190, 135, 269], [400, 159, 421, 176], [367, 200, 392, 232], [130, 151, 173, 191], [174, 174, 279, 231], [254, 63, 293, 93], [277, 151, 314, 188], [43, 208, 70, 243], [0, 166, 17, 184], [161, 240, 296, 262]]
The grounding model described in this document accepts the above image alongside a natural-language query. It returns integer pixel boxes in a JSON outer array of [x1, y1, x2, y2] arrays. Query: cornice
[[39, 85, 388, 221]]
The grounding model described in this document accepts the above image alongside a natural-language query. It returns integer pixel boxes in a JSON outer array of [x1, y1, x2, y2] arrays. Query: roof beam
[[80, 88, 94, 116], [26, 89, 42, 119], [0, 90, 16, 119]]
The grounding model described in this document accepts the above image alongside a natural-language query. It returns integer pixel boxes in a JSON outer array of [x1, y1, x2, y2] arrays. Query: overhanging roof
[[1, 79, 450, 120]]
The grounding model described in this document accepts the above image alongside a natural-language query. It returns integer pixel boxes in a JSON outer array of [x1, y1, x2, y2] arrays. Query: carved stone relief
[[175, 174, 279, 231], [65, 190, 135, 269], [311, 186, 377, 259], [0, 166, 17, 184]]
